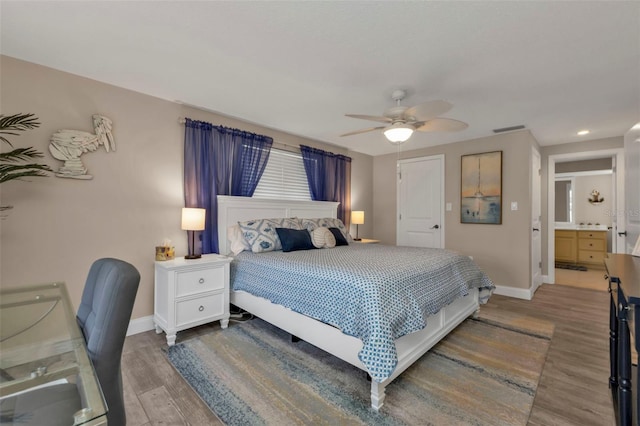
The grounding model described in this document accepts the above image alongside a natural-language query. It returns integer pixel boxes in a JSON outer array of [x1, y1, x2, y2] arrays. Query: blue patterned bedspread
[[230, 244, 494, 382]]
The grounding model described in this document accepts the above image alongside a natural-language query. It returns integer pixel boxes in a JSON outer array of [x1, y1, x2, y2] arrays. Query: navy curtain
[[300, 145, 352, 228], [184, 119, 272, 253]]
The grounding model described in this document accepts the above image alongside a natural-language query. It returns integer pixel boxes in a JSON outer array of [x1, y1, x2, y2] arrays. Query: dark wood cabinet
[[606, 254, 640, 426]]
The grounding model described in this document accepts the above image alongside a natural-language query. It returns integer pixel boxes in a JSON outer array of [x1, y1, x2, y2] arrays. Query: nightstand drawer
[[176, 293, 225, 327], [578, 238, 606, 251], [155, 254, 232, 345], [176, 267, 225, 297]]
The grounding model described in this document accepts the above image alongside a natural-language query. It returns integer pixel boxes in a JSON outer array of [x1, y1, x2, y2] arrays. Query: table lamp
[[351, 210, 364, 241], [182, 207, 206, 259]]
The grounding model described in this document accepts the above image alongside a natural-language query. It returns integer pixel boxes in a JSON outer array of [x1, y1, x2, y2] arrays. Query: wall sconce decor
[[588, 189, 604, 204], [49, 114, 116, 179]]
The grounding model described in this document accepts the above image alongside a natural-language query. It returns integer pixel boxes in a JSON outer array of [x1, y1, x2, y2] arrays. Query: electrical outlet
[[446, 203, 452, 211], [511, 202, 518, 211]]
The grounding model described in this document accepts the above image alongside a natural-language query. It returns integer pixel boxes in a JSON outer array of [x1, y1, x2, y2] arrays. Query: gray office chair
[[77, 258, 140, 426], [0, 258, 139, 426]]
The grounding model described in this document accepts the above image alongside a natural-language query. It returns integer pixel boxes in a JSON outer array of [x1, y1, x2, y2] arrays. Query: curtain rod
[[177, 117, 301, 153]]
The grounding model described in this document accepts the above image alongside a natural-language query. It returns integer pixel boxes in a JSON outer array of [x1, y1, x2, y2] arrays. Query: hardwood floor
[[122, 284, 614, 425], [554, 267, 609, 292], [487, 284, 614, 425], [122, 324, 224, 425]]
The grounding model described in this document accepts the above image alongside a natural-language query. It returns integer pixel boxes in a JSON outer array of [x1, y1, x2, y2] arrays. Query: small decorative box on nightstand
[[154, 254, 232, 346], [353, 239, 380, 244]]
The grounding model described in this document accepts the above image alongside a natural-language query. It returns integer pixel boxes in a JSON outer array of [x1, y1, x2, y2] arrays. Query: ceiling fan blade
[[403, 100, 453, 121], [345, 114, 392, 124], [416, 118, 468, 132], [340, 126, 386, 137]]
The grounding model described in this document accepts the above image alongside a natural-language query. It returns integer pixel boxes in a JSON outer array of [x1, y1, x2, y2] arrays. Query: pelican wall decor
[[49, 115, 115, 179]]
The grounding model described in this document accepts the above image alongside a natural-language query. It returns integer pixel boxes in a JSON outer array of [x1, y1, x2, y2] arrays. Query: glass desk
[[0, 282, 107, 425]]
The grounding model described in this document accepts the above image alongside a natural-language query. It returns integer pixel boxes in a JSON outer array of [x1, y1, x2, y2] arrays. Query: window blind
[[253, 148, 312, 200]]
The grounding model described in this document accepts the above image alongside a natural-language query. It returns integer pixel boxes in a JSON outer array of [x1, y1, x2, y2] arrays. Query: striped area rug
[[167, 309, 553, 426]]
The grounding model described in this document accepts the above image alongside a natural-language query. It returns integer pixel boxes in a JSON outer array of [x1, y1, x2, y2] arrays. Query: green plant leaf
[[0, 113, 51, 186], [0, 113, 41, 147], [0, 167, 52, 183], [0, 147, 46, 162]]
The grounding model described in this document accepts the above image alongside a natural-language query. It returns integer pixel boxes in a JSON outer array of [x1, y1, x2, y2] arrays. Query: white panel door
[[624, 123, 640, 253], [531, 148, 543, 290], [397, 156, 443, 248]]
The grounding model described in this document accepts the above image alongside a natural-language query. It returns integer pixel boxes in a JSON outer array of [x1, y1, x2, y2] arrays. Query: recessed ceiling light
[[577, 130, 590, 136]]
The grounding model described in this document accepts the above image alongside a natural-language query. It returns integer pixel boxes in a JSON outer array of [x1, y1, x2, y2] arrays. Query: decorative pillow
[[329, 227, 349, 246], [227, 224, 251, 255], [275, 228, 316, 252], [310, 227, 336, 249], [301, 218, 351, 242], [238, 217, 301, 253]]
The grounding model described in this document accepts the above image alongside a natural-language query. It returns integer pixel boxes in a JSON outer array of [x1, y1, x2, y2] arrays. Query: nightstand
[[154, 254, 232, 346], [353, 239, 380, 244]]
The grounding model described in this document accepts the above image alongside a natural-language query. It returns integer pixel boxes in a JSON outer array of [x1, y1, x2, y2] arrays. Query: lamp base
[[353, 238, 362, 241], [184, 254, 201, 260]]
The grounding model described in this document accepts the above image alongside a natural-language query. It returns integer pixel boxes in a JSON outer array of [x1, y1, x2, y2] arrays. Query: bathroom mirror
[[555, 178, 573, 223]]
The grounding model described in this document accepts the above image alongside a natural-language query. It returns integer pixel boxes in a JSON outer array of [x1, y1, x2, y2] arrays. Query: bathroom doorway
[[547, 148, 625, 289]]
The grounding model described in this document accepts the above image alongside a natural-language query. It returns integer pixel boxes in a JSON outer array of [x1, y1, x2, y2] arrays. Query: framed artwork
[[461, 151, 502, 224]]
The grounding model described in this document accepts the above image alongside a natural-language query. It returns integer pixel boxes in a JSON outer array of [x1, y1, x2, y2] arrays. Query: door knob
[[618, 231, 627, 237], [430, 224, 440, 229], [533, 228, 540, 232]]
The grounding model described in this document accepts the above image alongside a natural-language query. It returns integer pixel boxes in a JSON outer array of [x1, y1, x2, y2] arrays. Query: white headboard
[[217, 196, 339, 255]]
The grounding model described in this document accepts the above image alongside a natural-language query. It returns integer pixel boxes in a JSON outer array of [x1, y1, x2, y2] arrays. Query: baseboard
[[493, 284, 534, 301], [127, 315, 155, 336]]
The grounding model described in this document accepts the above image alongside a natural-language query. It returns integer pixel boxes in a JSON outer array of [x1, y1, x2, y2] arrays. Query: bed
[[217, 195, 494, 410]]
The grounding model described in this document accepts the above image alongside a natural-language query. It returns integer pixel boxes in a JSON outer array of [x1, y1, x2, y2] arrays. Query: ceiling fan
[[341, 89, 468, 144]]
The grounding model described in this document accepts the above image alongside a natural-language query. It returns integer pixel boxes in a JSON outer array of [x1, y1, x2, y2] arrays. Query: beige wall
[[556, 158, 612, 173], [349, 151, 374, 239], [573, 174, 613, 227], [373, 130, 538, 290], [0, 56, 373, 322]]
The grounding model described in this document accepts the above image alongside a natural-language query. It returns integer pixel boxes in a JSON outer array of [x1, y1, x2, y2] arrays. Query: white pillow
[[238, 217, 302, 253], [301, 217, 352, 242], [310, 227, 336, 249], [227, 224, 251, 255]]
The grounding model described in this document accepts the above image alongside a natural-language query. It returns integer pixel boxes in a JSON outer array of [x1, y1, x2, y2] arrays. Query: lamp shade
[[383, 123, 415, 144], [351, 210, 365, 225], [181, 208, 206, 231]]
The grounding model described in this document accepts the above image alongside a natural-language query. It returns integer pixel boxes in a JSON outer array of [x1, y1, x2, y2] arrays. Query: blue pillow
[[328, 227, 349, 246], [275, 228, 317, 252]]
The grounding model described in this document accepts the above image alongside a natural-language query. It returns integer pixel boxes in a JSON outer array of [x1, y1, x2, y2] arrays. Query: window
[[253, 148, 311, 200]]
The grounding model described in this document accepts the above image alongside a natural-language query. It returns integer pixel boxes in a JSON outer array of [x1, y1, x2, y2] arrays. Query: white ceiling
[[1, 1, 639, 156]]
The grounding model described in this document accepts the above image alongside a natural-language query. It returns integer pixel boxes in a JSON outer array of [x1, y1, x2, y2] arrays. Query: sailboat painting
[[461, 151, 502, 224]]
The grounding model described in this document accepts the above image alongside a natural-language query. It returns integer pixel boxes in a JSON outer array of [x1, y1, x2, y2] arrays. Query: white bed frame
[[217, 195, 480, 410]]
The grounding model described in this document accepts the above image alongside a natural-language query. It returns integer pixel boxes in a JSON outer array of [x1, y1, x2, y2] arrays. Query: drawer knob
[[589, 243, 593, 247], [199, 278, 205, 284], [199, 305, 204, 312]]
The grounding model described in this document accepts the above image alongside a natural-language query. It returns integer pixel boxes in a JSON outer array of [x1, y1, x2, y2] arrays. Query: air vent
[[493, 125, 526, 133]]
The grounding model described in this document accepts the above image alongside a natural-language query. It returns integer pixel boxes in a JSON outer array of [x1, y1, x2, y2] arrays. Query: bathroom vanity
[[555, 225, 608, 266]]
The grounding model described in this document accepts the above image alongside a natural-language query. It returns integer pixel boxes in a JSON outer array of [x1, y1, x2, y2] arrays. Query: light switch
[[511, 202, 518, 211], [446, 203, 452, 211]]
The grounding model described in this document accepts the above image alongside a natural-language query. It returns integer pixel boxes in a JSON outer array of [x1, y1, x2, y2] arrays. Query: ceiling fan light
[[384, 123, 414, 143]]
